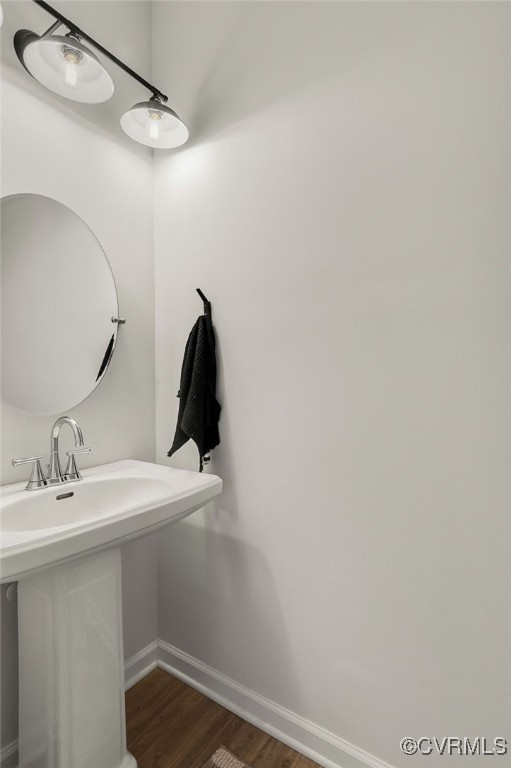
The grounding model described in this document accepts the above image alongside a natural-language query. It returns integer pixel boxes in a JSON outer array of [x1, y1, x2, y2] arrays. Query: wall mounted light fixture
[[14, 0, 188, 148], [16, 23, 115, 104], [121, 98, 190, 149]]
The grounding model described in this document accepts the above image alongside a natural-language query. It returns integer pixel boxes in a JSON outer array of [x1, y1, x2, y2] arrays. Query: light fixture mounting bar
[[31, 0, 168, 103]]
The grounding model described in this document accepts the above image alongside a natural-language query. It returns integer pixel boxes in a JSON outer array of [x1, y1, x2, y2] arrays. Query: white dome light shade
[[22, 35, 114, 103], [120, 101, 189, 149], [0, 4, 4, 29]]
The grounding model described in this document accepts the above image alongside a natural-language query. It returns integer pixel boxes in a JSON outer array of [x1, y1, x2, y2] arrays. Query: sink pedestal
[[1, 459, 222, 766], [18, 549, 137, 768]]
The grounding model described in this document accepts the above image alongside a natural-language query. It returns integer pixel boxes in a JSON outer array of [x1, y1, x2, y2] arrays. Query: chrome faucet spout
[[51, 416, 84, 452], [48, 416, 86, 483]]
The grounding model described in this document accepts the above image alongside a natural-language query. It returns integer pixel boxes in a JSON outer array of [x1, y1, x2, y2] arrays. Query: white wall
[[1, 2, 509, 766], [0, 2, 157, 753], [153, 3, 511, 767]]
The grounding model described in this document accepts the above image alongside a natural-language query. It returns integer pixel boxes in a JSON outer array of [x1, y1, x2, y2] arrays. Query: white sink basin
[[0, 458, 222, 582], [1, 458, 222, 768]]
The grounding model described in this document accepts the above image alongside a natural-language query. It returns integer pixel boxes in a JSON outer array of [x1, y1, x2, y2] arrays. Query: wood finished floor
[[126, 668, 321, 768]]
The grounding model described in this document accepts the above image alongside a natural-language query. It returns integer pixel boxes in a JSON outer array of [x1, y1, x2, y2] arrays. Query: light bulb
[[64, 60, 78, 88], [60, 45, 83, 90], [148, 109, 163, 142]]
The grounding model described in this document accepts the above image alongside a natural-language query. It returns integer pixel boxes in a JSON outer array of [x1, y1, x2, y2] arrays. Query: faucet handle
[[64, 447, 91, 482], [12, 456, 48, 491], [66, 447, 91, 458]]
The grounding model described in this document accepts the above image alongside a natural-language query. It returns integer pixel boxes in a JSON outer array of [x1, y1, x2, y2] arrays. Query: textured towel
[[167, 311, 221, 471]]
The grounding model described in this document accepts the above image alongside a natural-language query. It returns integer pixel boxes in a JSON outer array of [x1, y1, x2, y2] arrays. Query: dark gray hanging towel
[[167, 304, 221, 471]]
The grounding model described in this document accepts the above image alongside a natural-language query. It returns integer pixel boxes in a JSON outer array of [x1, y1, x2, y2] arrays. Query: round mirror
[[1, 194, 119, 415]]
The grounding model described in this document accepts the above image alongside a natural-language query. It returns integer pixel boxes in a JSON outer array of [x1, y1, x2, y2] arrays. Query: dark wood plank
[[125, 668, 321, 768]]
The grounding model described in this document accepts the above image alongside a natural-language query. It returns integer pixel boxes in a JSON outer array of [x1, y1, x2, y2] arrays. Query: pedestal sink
[[0, 459, 222, 768]]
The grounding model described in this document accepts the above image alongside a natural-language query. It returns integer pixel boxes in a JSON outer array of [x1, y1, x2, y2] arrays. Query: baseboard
[[157, 640, 394, 768], [2, 640, 394, 768], [0, 642, 159, 767], [124, 640, 158, 690]]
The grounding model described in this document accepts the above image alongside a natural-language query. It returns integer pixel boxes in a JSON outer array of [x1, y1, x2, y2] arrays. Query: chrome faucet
[[48, 416, 90, 483], [12, 416, 91, 491]]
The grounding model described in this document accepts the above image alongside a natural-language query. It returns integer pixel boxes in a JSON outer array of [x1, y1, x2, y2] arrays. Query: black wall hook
[[196, 288, 211, 317]]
